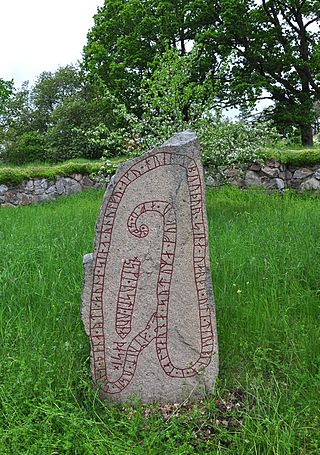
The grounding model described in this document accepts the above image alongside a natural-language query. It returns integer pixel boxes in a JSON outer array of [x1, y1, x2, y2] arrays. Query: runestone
[[81, 131, 218, 403]]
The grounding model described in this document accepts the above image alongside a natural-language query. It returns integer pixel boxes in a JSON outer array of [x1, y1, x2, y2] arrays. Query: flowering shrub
[[96, 113, 279, 180], [96, 48, 279, 178], [194, 115, 279, 169], [94, 158, 118, 184]]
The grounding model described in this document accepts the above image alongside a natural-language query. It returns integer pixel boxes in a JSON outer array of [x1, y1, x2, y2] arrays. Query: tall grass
[[0, 188, 319, 454]]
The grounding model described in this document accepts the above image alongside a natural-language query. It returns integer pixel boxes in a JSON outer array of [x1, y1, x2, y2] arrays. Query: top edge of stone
[[161, 130, 197, 147], [109, 130, 199, 188]]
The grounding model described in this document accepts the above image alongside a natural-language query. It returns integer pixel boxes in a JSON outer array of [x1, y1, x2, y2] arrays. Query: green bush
[[2, 131, 48, 164]]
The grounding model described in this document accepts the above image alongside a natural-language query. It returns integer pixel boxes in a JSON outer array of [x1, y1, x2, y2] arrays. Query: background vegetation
[[1, 0, 320, 167], [0, 188, 319, 454]]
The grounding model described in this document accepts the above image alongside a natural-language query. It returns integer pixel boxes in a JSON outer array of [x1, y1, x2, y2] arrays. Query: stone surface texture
[[300, 177, 320, 190], [81, 131, 219, 404], [292, 168, 314, 180], [244, 170, 262, 187], [261, 165, 279, 177]]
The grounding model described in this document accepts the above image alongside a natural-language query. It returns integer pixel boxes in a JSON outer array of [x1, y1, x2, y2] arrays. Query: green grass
[[260, 140, 320, 166], [0, 158, 102, 169], [262, 146, 320, 166], [0, 188, 319, 454]]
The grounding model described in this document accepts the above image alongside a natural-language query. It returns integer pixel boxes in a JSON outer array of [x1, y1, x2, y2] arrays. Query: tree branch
[[305, 16, 319, 28]]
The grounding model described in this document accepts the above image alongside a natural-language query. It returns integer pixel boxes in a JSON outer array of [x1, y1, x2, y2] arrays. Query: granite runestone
[[81, 131, 219, 404]]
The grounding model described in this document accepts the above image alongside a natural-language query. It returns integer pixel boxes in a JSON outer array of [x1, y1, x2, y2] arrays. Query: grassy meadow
[[0, 187, 319, 454]]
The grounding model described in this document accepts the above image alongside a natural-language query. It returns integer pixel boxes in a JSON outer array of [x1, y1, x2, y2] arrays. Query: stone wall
[[0, 173, 104, 207], [205, 160, 320, 191], [1, 160, 320, 207]]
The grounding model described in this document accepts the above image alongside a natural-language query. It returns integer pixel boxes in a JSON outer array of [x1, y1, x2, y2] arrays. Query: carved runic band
[[115, 258, 141, 339], [89, 151, 215, 394]]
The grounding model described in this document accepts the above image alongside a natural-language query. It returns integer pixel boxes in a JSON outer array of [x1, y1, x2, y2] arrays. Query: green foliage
[[94, 48, 277, 173], [137, 47, 216, 147], [83, 83, 142, 160], [90, 49, 274, 181], [84, 0, 320, 146], [0, 188, 319, 452], [94, 47, 209, 175], [0, 78, 13, 114], [31, 65, 84, 132], [2, 131, 48, 164], [0, 66, 115, 164], [3, 0, 320, 164], [46, 98, 96, 162], [197, 0, 320, 145], [83, 0, 208, 116], [196, 116, 279, 169]]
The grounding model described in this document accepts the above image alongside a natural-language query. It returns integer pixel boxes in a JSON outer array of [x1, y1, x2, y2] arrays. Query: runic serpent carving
[[89, 151, 215, 394]]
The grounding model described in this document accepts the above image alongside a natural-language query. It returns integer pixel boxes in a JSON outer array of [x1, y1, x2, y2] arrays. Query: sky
[[0, 0, 104, 87]]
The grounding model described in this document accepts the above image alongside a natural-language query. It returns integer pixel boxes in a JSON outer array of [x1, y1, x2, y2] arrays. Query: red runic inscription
[[88, 151, 215, 394], [115, 258, 140, 339]]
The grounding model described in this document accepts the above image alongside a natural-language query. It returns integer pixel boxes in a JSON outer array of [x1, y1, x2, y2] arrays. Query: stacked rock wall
[[205, 160, 320, 191], [0, 173, 104, 207], [1, 161, 319, 207]]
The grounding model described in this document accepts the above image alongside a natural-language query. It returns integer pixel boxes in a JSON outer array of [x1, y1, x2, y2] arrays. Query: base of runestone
[[81, 131, 218, 403]]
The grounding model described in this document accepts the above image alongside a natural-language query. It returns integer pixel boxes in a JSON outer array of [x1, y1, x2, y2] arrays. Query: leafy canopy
[[0, 78, 13, 114], [84, 0, 320, 145], [197, 0, 320, 144]]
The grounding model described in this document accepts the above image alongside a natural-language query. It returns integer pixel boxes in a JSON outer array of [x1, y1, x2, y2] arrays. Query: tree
[[83, 0, 214, 115], [197, 0, 320, 145], [0, 81, 49, 163], [84, 0, 320, 145], [83, 0, 160, 115], [0, 82, 32, 135], [0, 78, 13, 114], [0, 65, 116, 163], [31, 65, 84, 133], [138, 47, 215, 143]]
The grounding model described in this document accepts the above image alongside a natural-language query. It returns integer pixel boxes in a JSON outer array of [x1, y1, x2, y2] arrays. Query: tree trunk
[[179, 28, 186, 55], [300, 124, 313, 147]]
